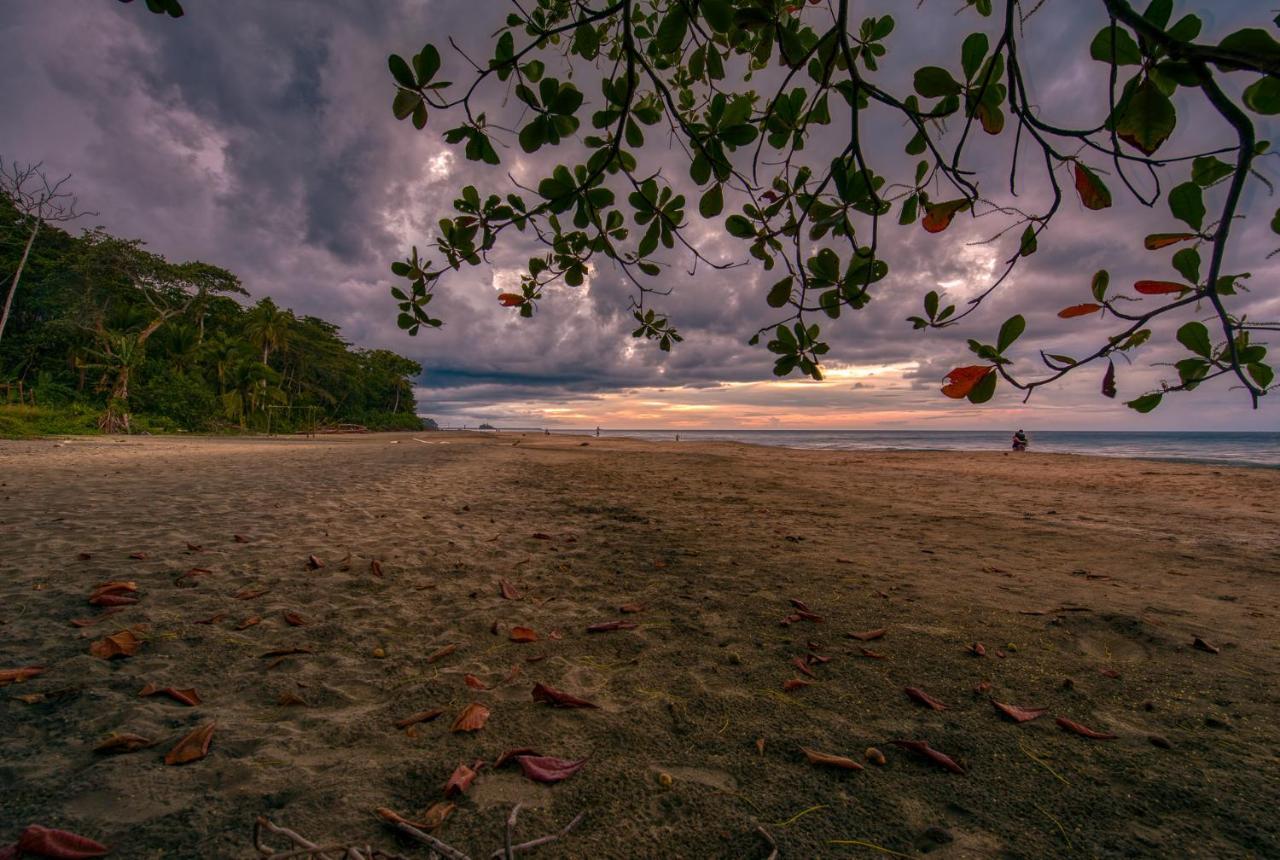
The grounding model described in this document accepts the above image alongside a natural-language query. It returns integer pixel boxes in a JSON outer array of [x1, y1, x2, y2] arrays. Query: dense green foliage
[[0, 193, 424, 435]]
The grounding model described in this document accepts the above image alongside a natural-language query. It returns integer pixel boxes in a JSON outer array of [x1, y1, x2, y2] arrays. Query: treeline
[[0, 191, 425, 434]]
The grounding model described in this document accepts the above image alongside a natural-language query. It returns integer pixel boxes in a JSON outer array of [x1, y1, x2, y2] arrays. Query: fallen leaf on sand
[[277, 692, 308, 707], [525, 654, 547, 663], [370, 559, 383, 577], [305, 555, 324, 570], [233, 534, 250, 543], [494, 747, 540, 768], [1056, 716, 1117, 739], [177, 567, 213, 581], [260, 647, 313, 659], [232, 587, 270, 600], [892, 739, 965, 774], [499, 578, 520, 600], [416, 802, 455, 832], [548, 630, 563, 640], [847, 628, 887, 642], [452, 703, 490, 732], [991, 700, 1048, 723], [89, 581, 138, 606], [858, 647, 887, 660], [395, 708, 444, 729], [71, 608, 125, 628], [165, 723, 215, 765], [1098, 667, 1121, 678], [791, 656, 816, 677], [78, 552, 92, 560], [194, 612, 228, 626], [587, 620, 637, 633], [836, 557, 853, 564], [282, 611, 309, 627], [515, 755, 586, 783], [89, 592, 138, 607], [531, 532, 552, 540], [969, 642, 987, 657], [619, 603, 645, 614], [800, 746, 864, 771], [865, 747, 886, 766], [1193, 637, 1220, 654], [904, 687, 947, 710], [235, 616, 261, 631], [795, 610, 824, 622], [14, 825, 108, 858], [778, 613, 802, 626], [128, 551, 148, 560], [186, 542, 203, 552], [531, 682, 598, 709], [94, 733, 156, 754], [139, 683, 202, 707], [789, 598, 811, 612], [783, 678, 813, 692], [89, 629, 142, 660], [0, 667, 44, 686], [756, 738, 766, 755], [464, 674, 488, 690], [807, 653, 832, 665], [510, 627, 538, 643], [443, 762, 477, 796], [427, 644, 457, 663]]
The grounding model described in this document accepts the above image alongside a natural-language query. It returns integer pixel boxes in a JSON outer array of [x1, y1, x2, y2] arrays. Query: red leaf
[[305, 555, 324, 570], [370, 559, 384, 577], [968, 642, 987, 657], [0, 667, 44, 687], [128, 551, 148, 560], [1073, 163, 1112, 210], [139, 683, 202, 707], [1144, 232, 1196, 250], [443, 762, 477, 797], [88, 580, 138, 605], [1134, 280, 1187, 295], [991, 700, 1048, 723], [795, 610, 824, 622], [498, 293, 527, 307], [904, 687, 947, 710], [235, 616, 261, 631], [259, 647, 313, 659], [194, 612, 227, 626], [233, 534, 251, 543], [515, 755, 586, 783], [587, 620, 637, 633], [783, 678, 813, 691], [800, 746, 864, 771], [282, 611, 309, 627], [451, 703, 490, 732], [531, 682, 598, 709], [941, 365, 993, 399], [93, 733, 155, 754], [16, 825, 108, 859], [1058, 303, 1102, 319], [619, 602, 645, 614], [232, 586, 270, 600], [510, 627, 538, 642], [791, 656, 816, 678], [1193, 637, 1220, 654], [89, 629, 142, 660], [892, 739, 966, 774], [464, 674, 488, 690], [499, 578, 520, 600], [1098, 667, 1121, 678], [494, 746, 540, 768], [921, 199, 970, 233], [789, 598, 811, 612], [1056, 716, 1117, 740], [858, 647, 887, 660], [427, 643, 458, 663], [846, 628, 887, 642], [165, 722, 215, 765], [394, 708, 444, 729]]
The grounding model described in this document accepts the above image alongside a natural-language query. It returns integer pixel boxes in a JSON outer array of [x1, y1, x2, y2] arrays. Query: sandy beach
[[1, 432, 1278, 859]]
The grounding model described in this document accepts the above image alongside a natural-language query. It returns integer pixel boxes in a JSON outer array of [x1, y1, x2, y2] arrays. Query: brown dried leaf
[[0, 666, 45, 686], [416, 802, 455, 832], [186, 542, 203, 552], [756, 738, 766, 755], [370, 558, 383, 577], [235, 616, 261, 631], [451, 702, 490, 732], [233, 533, 251, 543], [1192, 637, 1220, 654], [858, 647, 887, 660], [530, 532, 553, 540], [89, 629, 142, 660], [232, 586, 269, 600], [515, 755, 586, 783], [15, 825, 109, 859], [194, 612, 228, 626], [443, 762, 477, 797], [795, 610, 824, 623], [968, 642, 987, 657], [791, 656, 816, 678], [277, 692, 308, 707], [800, 746, 864, 771], [904, 687, 947, 711], [891, 739, 965, 774], [138, 683, 202, 707], [394, 708, 444, 729], [494, 746, 540, 768], [426, 643, 457, 663], [1056, 716, 1118, 740], [782, 678, 813, 692], [619, 602, 645, 614], [531, 682, 598, 709], [165, 722, 215, 765], [94, 733, 155, 754], [1098, 667, 1121, 679], [88, 593, 138, 607], [789, 598, 811, 612], [587, 620, 637, 633], [509, 627, 538, 643], [70, 608, 126, 628], [499, 578, 520, 600], [847, 628, 887, 641], [305, 554, 324, 570], [991, 700, 1048, 723], [463, 674, 488, 690], [260, 647, 314, 659], [282, 611, 309, 627], [128, 551, 149, 560]]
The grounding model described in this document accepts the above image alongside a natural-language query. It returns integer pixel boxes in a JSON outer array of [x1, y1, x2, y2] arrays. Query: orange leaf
[[904, 686, 948, 710], [499, 578, 520, 600], [464, 674, 488, 690], [427, 644, 457, 663], [531, 682, 598, 708], [783, 678, 813, 692], [587, 620, 637, 633], [165, 722, 215, 765], [1058, 303, 1102, 319], [394, 708, 444, 729], [138, 683, 202, 707], [1056, 716, 1117, 740], [921, 199, 970, 233], [846, 628, 887, 642], [791, 656, 816, 678], [232, 586, 270, 600], [858, 647, 887, 659], [235, 616, 261, 631], [370, 558, 384, 577], [892, 739, 965, 774], [991, 700, 1048, 723], [305, 554, 324, 570], [415, 802, 455, 832], [498, 293, 527, 307], [1144, 232, 1196, 250], [282, 611, 309, 627], [451, 703, 490, 732], [800, 746, 864, 771], [0, 666, 44, 686], [89, 581, 138, 605], [94, 733, 156, 754], [89, 629, 142, 660], [1134, 280, 1187, 295], [443, 762, 477, 796], [941, 365, 993, 399], [1073, 163, 1112, 210], [510, 627, 538, 643], [15, 825, 109, 859]]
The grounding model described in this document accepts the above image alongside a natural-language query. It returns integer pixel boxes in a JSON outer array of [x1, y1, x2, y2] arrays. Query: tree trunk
[[0, 220, 39, 346]]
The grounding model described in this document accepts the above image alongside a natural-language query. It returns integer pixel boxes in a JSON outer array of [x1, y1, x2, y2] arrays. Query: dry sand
[[1, 432, 1278, 858]]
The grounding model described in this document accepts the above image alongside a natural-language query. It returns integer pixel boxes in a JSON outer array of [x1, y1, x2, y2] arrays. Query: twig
[[756, 825, 778, 860], [504, 803, 522, 860], [382, 817, 470, 860], [486, 810, 586, 859]]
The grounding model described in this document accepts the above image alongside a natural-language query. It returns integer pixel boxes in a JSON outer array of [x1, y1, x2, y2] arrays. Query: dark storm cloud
[[0, 1, 1274, 428]]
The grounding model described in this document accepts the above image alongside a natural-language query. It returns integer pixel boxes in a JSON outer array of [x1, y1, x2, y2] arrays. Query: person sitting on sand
[[1012, 429, 1028, 452]]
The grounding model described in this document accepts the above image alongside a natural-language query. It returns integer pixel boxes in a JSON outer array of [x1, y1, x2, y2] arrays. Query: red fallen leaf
[[789, 598, 811, 612], [235, 616, 261, 631], [139, 683, 202, 707], [0, 667, 44, 686], [282, 611, 309, 627], [370, 559, 384, 577], [807, 654, 832, 665], [305, 555, 324, 570], [177, 567, 214, 581], [89, 592, 137, 607], [995, 649, 1007, 659], [1144, 232, 1196, 250], [531, 682, 598, 709], [233, 534, 250, 543], [498, 292, 527, 307], [277, 692, 308, 707], [548, 630, 564, 641], [186, 542, 203, 552], [1058, 303, 1103, 319], [91, 580, 137, 595], [515, 755, 586, 783], [394, 708, 444, 729], [194, 612, 227, 626], [427, 643, 458, 663], [464, 674, 488, 690], [530, 532, 553, 540], [15, 825, 108, 858], [892, 739, 966, 774], [858, 647, 887, 659], [451, 702, 490, 732], [93, 733, 155, 754], [800, 746, 864, 771], [991, 700, 1048, 723], [795, 610, 824, 623], [414, 802, 455, 832], [128, 551, 148, 560], [1056, 716, 1117, 740], [1134, 280, 1187, 295], [968, 642, 987, 657], [791, 656, 816, 678], [587, 620, 637, 633], [778, 614, 802, 626], [232, 586, 270, 600], [1098, 667, 1121, 679], [510, 627, 538, 643], [260, 647, 313, 659], [443, 762, 477, 797], [165, 722, 215, 765], [525, 654, 547, 663], [1193, 637, 1220, 654], [904, 687, 948, 711], [494, 746, 540, 768], [847, 628, 887, 642], [921, 198, 970, 233], [942, 365, 994, 399], [1073, 162, 1112, 210], [499, 578, 520, 600], [619, 603, 645, 614], [89, 629, 142, 660], [783, 678, 813, 691]]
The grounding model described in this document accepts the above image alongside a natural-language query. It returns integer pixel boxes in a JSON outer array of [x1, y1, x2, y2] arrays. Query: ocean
[[540, 429, 1280, 468]]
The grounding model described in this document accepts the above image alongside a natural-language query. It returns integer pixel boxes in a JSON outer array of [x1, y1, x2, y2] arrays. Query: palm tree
[[221, 355, 281, 429], [243, 298, 292, 368]]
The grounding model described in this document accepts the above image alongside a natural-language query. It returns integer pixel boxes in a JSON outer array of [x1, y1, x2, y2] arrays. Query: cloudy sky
[[1, 1, 1275, 429]]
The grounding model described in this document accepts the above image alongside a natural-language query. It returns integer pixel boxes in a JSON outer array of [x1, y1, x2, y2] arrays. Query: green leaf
[[899, 193, 918, 226], [725, 214, 754, 238], [1248, 362, 1275, 388], [414, 44, 441, 84], [1091, 269, 1110, 302], [702, 0, 733, 33], [1243, 76, 1280, 115], [961, 33, 988, 81], [1176, 320, 1212, 358], [1114, 77, 1176, 155], [1090, 26, 1142, 66], [699, 184, 724, 218], [1191, 156, 1234, 187], [1166, 14, 1202, 43], [1218, 29, 1280, 68], [389, 55, 416, 89], [1171, 247, 1200, 284], [1126, 392, 1163, 413], [767, 276, 793, 308], [1143, 0, 1172, 30], [393, 89, 422, 120], [914, 66, 962, 98], [1019, 225, 1037, 256], [655, 5, 689, 53], [967, 368, 998, 403], [996, 315, 1025, 353], [1168, 182, 1205, 230]]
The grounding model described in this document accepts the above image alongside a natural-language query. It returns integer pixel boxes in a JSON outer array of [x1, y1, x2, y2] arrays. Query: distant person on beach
[[1012, 429, 1028, 452], [596, 426, 600, 437]]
